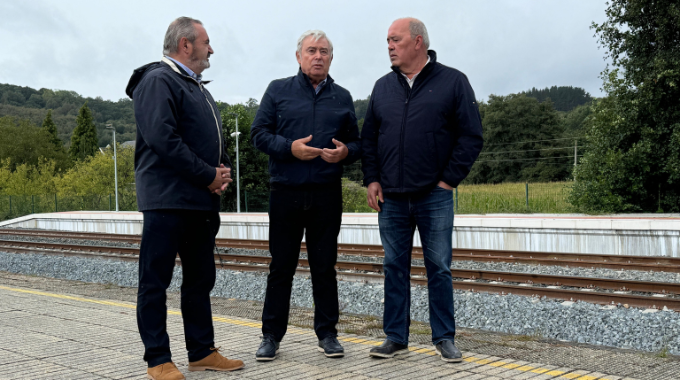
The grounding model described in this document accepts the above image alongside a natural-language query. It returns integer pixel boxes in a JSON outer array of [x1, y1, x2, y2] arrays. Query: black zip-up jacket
[[125, 57, 231, 211], [251, 70, 360, 187], [361, 50, 483, 193]]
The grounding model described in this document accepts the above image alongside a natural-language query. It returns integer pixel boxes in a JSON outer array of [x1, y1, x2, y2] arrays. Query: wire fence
[[0, 182, 574, 220]]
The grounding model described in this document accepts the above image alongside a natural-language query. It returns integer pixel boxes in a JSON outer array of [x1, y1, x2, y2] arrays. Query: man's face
[[188, 23, 213, 74], [387, 19, 418, 68], [296, 36, 332, 81]]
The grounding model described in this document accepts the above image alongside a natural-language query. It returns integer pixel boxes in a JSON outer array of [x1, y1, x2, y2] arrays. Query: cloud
[[0, 0, 610, 103]]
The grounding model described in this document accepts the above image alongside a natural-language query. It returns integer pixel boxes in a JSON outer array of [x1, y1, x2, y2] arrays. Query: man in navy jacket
[[126, 17, 243, 379], [362, 18, 483, 362], [251, 30, 360, 361]]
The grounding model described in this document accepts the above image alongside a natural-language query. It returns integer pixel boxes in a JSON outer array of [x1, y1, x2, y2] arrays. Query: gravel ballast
[[1, 250, 679, 355]]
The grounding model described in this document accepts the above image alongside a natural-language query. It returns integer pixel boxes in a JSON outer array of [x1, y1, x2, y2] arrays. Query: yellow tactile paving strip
[[0, 285, 632, 380]]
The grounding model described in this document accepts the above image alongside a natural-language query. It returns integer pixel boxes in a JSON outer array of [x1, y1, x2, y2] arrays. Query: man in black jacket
[[251, 30, 360, 361], [126, 17, 244, 380], [362, 18, 483, 362]]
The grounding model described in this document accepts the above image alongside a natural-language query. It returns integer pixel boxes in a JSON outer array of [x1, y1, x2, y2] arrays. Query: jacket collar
[[391, 49, 437, 83], [161, 57, 212, 85], [296, 69, 334, 92]]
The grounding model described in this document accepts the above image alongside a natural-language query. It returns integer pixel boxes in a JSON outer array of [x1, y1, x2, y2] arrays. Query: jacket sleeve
[[441, 75, 484, 188], [133, 75, 215, 187], [338, 93, 361, 165], [250, 82, 294, 160], [360, 89, 380, 186]]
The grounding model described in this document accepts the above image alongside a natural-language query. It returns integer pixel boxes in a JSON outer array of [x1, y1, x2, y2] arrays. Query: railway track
[[2, 228, 680, 273], [1, 236, 679, 311]]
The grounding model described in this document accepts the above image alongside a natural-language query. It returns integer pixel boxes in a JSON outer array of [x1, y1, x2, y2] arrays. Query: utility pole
[[574, 140, 578, 166], [106, 124, 119, 211], [228, 113, 241, 213]]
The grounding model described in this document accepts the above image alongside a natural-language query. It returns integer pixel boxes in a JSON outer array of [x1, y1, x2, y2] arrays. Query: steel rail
[[2, 239, 680, 311], [3, 228, 680, 273]]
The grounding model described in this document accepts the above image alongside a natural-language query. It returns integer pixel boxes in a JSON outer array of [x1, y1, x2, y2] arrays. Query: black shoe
[[435, 340, 462, 363], [368, 339, 409, 358], [318, 336, 344, 358], [255, 335, 279, 361]]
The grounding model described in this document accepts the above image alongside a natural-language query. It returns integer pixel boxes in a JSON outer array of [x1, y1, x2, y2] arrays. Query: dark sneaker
[[368, 339, 409, 358], [255, 335, 279, 361], [435, 340, 462, 363], [318, 336, 344, 358]]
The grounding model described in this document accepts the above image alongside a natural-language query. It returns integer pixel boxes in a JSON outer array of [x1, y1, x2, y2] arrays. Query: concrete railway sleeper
[[1, 238, 680, 311]]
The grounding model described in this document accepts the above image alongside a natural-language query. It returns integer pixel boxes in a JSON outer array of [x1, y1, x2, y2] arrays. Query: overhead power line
[[476, 155, 583, 163], [480, 146, 574, 155], [485, 137, 577, 147]]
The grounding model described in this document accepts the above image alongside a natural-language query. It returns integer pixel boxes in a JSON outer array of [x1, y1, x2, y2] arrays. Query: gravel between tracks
[[1, 250, 679, 355], [4, 234, 679, 284]]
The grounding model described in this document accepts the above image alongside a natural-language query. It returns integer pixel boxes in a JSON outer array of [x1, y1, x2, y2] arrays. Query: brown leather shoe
[[188, 347, 245, 372], [147, 362, 185, 380]]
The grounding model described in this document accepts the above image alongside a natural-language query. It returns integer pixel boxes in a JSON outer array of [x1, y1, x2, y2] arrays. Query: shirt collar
[[401, 56, 431, 87], [164, 56, 203, 83], [315, 77, 328, 94]]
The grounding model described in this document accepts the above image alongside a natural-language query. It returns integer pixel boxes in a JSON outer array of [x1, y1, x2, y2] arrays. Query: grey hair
[[163, 17, 203, 55], [296, 30, 333, 56], [398, 18, 430, 49]]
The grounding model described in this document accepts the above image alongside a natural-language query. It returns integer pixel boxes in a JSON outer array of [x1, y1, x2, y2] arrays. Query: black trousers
[[261, 185, 343, 342], [137, 209, 220, 367]]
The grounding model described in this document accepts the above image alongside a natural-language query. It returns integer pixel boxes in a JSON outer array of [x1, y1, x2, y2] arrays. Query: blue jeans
[[379, 186, 455, 346]]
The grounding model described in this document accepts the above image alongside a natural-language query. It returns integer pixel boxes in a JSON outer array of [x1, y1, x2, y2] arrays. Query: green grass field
[[455, 182, 573, 214]]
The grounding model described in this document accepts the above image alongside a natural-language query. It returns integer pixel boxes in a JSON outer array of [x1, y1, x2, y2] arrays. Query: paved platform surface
[[1, 273, 676, 379]]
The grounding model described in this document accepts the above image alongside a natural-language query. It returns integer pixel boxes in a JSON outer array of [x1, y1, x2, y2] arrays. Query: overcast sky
[[1, 0, 609, 104]]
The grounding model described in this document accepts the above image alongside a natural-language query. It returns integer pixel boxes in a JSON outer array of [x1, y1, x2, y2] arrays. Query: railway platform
[[2, 272, 675, 380]]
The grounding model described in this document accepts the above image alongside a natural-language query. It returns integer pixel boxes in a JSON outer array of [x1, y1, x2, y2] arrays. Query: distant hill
[[521, 86, 592, 112], [0, 83, 135, 147]]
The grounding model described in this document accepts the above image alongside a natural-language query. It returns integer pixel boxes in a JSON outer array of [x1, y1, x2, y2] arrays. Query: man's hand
[[437, 181, 453, 190], [292, 135, 323, 161], [320, 139, 349, 163], [208, 164, 232, 195], [367, 182, 384, 212]]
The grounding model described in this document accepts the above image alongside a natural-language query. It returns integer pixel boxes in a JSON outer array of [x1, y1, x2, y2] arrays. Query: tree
[[522, 86, 592, 112], [0, 116, 72, 172], [465, 94, 570, 184], [41, 110, 63, 148], [570, 0, 680, 213], [69, 102, 99, 161], [219, 103, 270, 212]]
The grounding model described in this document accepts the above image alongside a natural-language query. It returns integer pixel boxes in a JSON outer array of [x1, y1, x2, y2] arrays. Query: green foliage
[[466, 94, 571, 184], [571, 0, 680, 213], [0, 83, 136, 147], [353, 96, 369, 120], [0, 116, 72, 172], [341, 178, 374, 212], [69, 102, 99, 161], [522, 86, 592, 112], [41, 110, 63, 149], [218, 103, 270, 212]]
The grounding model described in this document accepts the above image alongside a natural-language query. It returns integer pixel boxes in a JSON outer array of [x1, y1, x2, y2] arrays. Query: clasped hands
[[208, 164, 232, 195], [292, 135, 348, 163]]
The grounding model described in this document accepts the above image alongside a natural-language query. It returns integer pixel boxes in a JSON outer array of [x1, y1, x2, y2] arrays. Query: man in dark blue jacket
[[362, 18, 483, 362], [126, 17, 244, 380], [251, 30, 360, 361]]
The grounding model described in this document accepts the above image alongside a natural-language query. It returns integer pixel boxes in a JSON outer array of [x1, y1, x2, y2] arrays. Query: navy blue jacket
[[251, 70, 360, 187], [361, 51, 483, 194], [126, 58, 231, 211]]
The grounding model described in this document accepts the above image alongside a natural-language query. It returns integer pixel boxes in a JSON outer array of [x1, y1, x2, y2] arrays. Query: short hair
[[296, 30, 334, 56], [163, 17, 203, 55], [398, 18, 430, 49]]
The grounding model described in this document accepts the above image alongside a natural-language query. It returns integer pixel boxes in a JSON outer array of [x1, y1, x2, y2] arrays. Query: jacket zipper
[[399, 83, 412, 191], [196, 80, 222, 165]]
